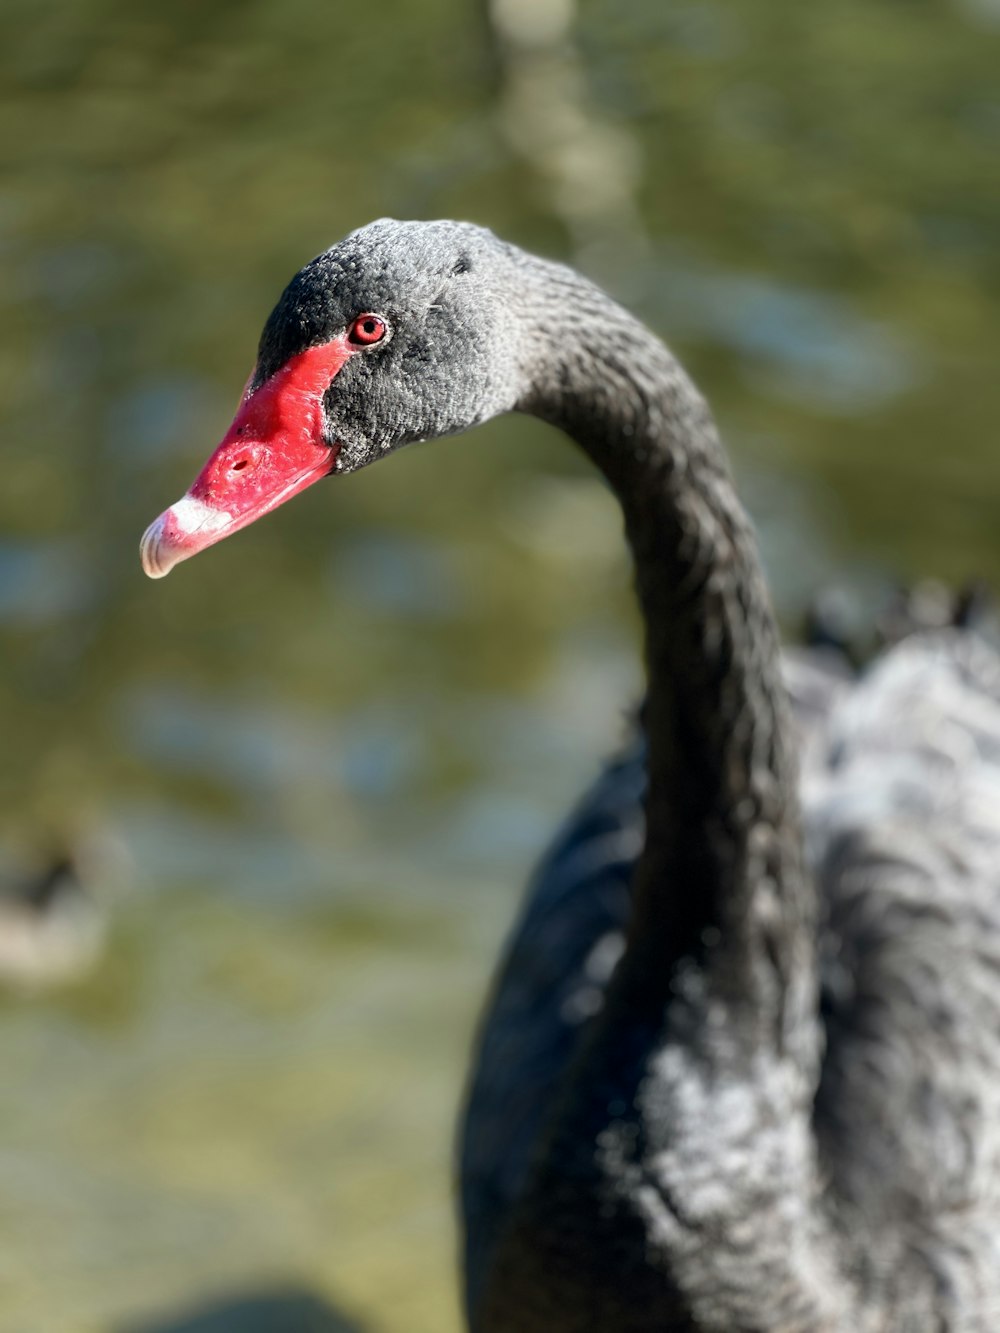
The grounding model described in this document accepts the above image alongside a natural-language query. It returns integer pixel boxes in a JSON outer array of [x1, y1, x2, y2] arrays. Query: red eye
[[348, 313, 388, 346]]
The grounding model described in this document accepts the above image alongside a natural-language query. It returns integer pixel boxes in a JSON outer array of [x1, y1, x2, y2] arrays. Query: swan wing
[[807, 631, 1000, 1308]]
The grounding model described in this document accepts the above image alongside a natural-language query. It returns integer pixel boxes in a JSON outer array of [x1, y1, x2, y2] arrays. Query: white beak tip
[[140, 517, 172, 579]]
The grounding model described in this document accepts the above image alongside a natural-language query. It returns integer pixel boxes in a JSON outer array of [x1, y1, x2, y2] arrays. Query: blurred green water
[[0, 1, 998, 1329]]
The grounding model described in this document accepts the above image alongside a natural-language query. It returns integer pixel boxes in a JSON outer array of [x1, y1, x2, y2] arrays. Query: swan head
[[141, 219, 527, 578]]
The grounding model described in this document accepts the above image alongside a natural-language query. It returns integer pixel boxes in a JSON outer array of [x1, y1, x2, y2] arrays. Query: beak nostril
[[232, 459, 250, 472]]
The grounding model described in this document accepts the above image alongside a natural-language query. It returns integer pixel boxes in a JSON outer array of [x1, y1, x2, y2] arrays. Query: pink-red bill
[[140, 337, 351, 579]]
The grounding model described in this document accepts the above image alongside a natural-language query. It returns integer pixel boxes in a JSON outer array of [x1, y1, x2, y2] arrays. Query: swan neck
[[524, 263, 814, 1034], [475, 258, 833, 1333]]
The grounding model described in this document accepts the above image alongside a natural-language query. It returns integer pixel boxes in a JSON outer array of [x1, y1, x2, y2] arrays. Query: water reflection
[[0, 540, 94, 624], [336, 533, 469, 621], [650, 249, 918, 412]]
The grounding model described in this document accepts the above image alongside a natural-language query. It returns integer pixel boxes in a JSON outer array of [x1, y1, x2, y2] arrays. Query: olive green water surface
[[1, 2, 998, 1329]]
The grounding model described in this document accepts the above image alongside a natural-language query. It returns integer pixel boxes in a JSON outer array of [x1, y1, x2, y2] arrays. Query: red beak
[[140, 336, 351, 579]]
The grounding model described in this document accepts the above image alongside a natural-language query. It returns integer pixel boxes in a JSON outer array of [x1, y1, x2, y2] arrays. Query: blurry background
[[0, 0, 998, 1329]]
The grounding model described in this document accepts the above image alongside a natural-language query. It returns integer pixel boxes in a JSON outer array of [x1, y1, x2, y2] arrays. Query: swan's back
[[808, 631, 1000, 1313], [460, 628, 1000, 1324]]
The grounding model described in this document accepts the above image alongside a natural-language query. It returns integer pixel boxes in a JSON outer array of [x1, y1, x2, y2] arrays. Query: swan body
[[463, 635, 1000, 1328], [141, 220, 1000, 1330]]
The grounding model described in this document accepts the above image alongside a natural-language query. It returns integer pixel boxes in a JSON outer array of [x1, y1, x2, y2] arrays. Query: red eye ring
[[348, 313, 388, 347]]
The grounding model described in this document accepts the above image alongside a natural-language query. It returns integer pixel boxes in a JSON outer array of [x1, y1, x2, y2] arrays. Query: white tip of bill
[[139, 495, 234, 580], [139, 516, 171, 579]]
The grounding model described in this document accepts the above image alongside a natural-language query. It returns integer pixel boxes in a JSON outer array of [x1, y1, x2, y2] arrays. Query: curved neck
[[477, 261, 837, 1333], [476, 258, 848, 1333], [520, 258, 815, 1055]]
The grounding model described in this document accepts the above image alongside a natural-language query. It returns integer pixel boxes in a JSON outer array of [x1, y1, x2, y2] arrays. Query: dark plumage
[[144, 220, 1000, 1331]]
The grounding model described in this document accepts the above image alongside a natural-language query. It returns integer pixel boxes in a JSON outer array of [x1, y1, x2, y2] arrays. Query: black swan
[[141, 220, 1000, 1331]]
